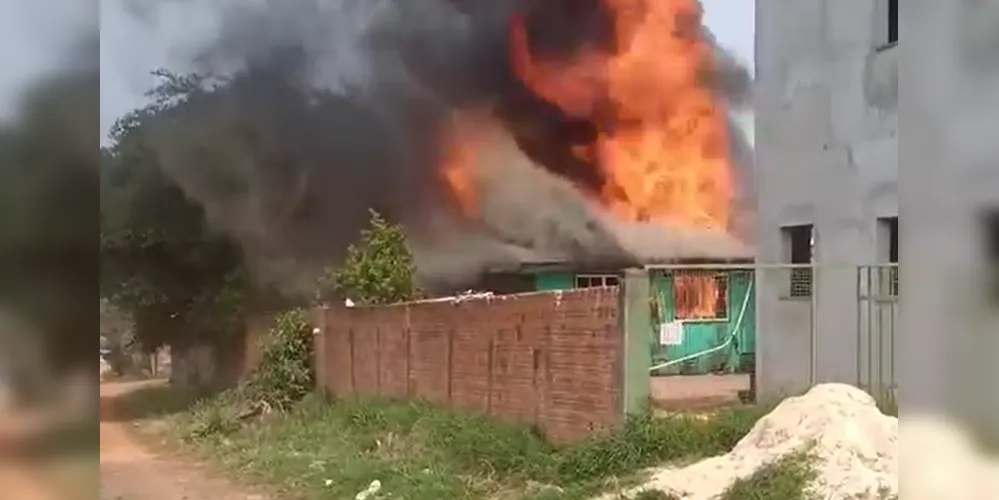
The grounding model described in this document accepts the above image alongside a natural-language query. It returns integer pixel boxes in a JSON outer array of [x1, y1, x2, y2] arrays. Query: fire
[[510, 0, 734, 231], [441, 130, 480, 216], [439, 112, 497, 216], [438, 0, 736, 310], [674, 273, 724, 319], [509, 0, 735, 311]]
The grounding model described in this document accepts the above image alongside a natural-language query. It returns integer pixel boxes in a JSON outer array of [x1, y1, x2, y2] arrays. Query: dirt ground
[[99, 380, 268, 500], [650, 373, 751, 410]]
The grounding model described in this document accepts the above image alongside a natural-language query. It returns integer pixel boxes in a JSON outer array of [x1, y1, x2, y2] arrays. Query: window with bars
[[575, 274, 620, 288], [878, 216, 899, 297], [782, 224, 814, 298]]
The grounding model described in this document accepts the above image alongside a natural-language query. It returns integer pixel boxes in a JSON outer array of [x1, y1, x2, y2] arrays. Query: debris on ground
[[355, 479, 382, 500], [600, 383, 898, 500]]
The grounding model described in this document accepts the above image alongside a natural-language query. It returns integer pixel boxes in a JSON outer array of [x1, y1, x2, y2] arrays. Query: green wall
[[649, 270, 755, 375], [535, 272, 575, 291]]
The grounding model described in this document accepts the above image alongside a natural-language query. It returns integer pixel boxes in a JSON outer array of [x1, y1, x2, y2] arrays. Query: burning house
[[110, 0, 755, 373], [413, 0, 758, 375]]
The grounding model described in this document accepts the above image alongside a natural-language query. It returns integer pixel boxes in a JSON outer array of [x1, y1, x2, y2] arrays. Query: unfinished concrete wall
[[754, 0, 898, 399]]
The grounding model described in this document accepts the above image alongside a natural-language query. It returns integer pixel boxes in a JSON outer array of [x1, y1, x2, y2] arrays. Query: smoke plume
[[104, 0, 753, 294]]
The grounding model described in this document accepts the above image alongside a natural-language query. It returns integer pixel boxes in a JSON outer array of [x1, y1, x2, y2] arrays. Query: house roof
[[498, 256, 755, 275]]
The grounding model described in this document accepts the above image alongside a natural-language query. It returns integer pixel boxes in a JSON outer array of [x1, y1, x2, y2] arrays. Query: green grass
[[148, 393, 768, 500], [719, 451, 817, 500], [632, 489, 680, 500]]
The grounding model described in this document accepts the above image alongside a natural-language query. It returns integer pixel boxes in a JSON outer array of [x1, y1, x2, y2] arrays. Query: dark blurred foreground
[[0, 2, 98, 497]]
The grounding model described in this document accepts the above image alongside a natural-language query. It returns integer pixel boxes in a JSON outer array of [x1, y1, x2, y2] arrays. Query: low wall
[[315, 288, 623, 445]]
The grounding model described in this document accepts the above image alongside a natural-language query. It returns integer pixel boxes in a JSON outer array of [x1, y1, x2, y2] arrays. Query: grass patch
[[153, 393, 766, 500], [632, 489, 680, 500], [720, 450, 817, 500]]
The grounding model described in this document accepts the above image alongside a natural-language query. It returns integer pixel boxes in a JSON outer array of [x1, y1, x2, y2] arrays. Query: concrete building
[[753, 0, 898, 400]]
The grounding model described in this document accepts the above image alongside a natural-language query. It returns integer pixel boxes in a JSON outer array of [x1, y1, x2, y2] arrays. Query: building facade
[[754, 0, 898, 399]]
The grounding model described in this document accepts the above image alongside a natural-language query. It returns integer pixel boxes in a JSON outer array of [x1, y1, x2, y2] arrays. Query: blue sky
[[702, 0, 755, 74], [0, 0, 754, 136]]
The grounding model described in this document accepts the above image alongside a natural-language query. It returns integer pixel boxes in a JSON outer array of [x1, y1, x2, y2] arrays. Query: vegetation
[[148, 395, 764, 500], [317, 209, 417, 305], [99, 71, 253, 374], [719, 451, 817, 500], [100, 72, 418, 389], [242, 309, 315, 411]]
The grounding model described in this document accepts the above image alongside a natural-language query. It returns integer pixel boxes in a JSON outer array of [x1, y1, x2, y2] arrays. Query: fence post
[[620, 268, 652, 417], [312, 305, 328, 394]]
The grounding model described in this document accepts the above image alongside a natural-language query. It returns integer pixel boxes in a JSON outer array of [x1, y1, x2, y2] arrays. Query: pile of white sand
[[601, 383, 899, 500]]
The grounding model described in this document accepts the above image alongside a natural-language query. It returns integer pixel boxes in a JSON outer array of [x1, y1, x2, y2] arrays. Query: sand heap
[[601, 383, 898, 500]]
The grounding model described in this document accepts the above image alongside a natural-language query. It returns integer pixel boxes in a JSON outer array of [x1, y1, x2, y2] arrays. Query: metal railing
[[856, 264, 898, 404]]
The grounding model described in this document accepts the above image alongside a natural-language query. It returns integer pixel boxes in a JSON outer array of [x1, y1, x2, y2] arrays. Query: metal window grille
[[575, 274, 618, 288], [789, 268, 813, 298]]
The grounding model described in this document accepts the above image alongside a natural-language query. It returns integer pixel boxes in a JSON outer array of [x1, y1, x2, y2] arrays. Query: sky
[[0, 0, 755, 140], [0, 0, 94, 122], [701, 0, 755, 75]]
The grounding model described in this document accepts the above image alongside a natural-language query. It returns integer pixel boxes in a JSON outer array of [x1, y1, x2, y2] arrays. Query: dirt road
[[99, 380, 268, 500]]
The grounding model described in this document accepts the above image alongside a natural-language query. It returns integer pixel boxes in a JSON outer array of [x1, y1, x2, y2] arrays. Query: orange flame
[[441, 138, 480, 216], [674, 273, 725, 319], [510, 0, 734, 310], [510, 0, 734, 231], [438, 1, 736, 310], [439, 113, 493, 216]]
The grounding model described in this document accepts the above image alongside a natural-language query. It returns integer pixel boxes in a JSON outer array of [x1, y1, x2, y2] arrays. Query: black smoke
[[110, 0, 752, 293]]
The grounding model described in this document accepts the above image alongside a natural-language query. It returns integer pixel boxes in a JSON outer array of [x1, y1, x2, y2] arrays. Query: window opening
[[878, 217, 899, 296], [783, 224, 814, 297], [673, 271, 729, 321], [575, 274, 619, 288]]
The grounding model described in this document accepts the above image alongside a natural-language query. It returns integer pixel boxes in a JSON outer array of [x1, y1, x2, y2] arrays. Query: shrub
[[243, 308, 314, 411], [317, 209, 417, 305]]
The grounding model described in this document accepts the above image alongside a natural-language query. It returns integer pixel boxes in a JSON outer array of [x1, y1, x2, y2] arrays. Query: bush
[[243, 309, 314, 411], [317, 209, 417, 305]]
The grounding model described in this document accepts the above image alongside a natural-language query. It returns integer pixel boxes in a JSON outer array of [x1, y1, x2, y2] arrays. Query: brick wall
[[315, 288, 623, 445]]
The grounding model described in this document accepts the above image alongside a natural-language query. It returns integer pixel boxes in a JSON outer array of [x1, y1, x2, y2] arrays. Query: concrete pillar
[[619, 268, 651, 416], [312, 305, 329, 394]]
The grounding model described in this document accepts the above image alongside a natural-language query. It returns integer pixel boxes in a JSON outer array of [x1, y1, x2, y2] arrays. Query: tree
[[319, 210, 417, 305], [100, 71, 251, 382]]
